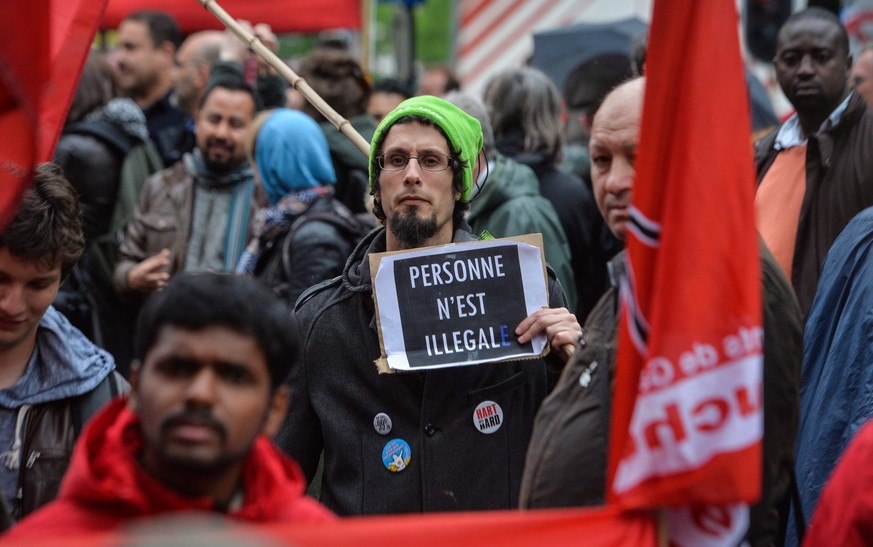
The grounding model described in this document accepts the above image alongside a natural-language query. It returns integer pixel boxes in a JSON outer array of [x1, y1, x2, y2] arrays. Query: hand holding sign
[[516, 307, 581, 363], [371, 235, 560, 372]]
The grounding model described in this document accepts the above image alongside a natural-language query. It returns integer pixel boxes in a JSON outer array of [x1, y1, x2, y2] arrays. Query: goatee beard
[[389, 209, 440, 249]]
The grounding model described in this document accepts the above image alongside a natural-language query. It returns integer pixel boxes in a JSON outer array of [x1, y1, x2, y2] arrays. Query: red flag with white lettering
[[606, 0, 763, 543], [0, 0, 106, 230]]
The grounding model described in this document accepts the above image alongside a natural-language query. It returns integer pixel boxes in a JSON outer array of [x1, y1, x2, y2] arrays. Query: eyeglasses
[[377, 151, 457, 172]]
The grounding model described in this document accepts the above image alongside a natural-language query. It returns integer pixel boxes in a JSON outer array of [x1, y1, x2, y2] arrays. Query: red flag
[[0, 0, 106, 231], [0, 1, 49, 230], [607, 0, 763, 542]]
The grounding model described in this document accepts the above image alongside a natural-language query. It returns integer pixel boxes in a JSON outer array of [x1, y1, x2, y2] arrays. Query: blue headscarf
[[255, 108, 336, 205]]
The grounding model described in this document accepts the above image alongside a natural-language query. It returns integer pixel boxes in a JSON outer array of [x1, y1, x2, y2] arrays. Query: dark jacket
[[277, 224, 568, 516], [514, 153, 622, 319], [54, 130, 124, 241], [755, 92, 873, 318], [253, 196, 357, 306], [6, 399, 333, 540], [519, 246, 802, 547], [468, 152, 577, 313]]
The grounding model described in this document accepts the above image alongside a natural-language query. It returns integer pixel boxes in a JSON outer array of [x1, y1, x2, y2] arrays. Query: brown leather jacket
[[113, 162, 193, 293], [755, 92, 873, 319], [13, 372, 127, 522]]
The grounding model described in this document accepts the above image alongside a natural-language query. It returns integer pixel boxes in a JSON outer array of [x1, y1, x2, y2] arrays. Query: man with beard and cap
[[277, 96, 582, 516], [5, 273, 333, 540], [755, 7, 873, 319], [114, 75, 260, 297]]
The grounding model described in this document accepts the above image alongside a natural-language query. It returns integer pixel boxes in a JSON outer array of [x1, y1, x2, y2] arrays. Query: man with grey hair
[[484, 67, 621, 320], [173, 31, 224, 118], [444, 90, 576, 309]]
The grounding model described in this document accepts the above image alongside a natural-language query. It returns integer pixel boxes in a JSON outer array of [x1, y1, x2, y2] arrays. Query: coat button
[[424, 423, 436, 436]]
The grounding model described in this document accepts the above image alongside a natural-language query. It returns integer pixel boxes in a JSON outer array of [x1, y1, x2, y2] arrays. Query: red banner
[[33, 506, 657, 546], [607, 0, 763, 542], [0, 1, 48, 231], [101, 0, 361, 34]]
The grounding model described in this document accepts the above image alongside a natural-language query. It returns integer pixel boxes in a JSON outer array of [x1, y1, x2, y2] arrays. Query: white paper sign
[[372, 237, 549, 371]]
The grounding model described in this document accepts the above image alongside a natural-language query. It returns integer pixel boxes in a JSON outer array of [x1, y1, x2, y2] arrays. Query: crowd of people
[[1, 5, 872, 545]]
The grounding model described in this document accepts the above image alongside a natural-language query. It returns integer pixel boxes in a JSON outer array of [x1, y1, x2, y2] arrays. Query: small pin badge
[[373, 413, 392, 435], [579, 361, 599, 388], [472, 400, 504, 434], [381, 438, 411, 472]]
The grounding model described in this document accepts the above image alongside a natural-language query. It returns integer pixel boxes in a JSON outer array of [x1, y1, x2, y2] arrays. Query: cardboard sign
[[370, 234, 549, 372]]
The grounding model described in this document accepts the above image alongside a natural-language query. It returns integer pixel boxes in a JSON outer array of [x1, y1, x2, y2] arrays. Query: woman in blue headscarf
[[237, 108, 366, 306]]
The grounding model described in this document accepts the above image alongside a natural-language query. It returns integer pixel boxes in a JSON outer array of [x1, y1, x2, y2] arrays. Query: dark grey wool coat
[[276, 224, 568, 515]]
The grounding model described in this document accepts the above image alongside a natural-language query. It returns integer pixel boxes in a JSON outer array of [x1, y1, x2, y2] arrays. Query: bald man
[[518, 77, 802, 547], [851, 45, 873, 105], [174, 30, 224, 117]]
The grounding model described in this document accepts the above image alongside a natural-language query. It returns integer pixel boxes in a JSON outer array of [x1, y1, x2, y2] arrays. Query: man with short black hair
[[5, 273, 332, 539], [0, 164, 123, 524], [115, 10, 186, 166], [755, 7, 873, 317]]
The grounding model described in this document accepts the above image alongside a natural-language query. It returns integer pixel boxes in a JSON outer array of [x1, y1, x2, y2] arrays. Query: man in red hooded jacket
[[5, 273, 333, 539]]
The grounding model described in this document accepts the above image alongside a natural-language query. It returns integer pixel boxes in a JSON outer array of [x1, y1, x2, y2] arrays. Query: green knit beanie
[[369, 95, 483, 202]]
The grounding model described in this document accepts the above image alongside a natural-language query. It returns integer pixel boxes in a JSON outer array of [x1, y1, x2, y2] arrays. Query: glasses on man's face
[[377, 151, 456, 172]]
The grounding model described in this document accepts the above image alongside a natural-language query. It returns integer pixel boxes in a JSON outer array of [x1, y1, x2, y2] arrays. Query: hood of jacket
[[58, 397, 314, 522], [0, 307, 115, 407], [86, 97, 150, 142], [321, 114, 377, 171], [468, 153, 542, 221]]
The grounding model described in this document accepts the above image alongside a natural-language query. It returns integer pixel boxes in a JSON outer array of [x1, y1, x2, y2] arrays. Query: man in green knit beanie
[[279, 95, 581, 515]]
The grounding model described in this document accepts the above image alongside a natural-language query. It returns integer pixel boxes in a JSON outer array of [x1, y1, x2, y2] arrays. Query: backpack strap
[[294, 275, 343, 311], [279, 207, 369, 294], [71, 371, 129, 436]]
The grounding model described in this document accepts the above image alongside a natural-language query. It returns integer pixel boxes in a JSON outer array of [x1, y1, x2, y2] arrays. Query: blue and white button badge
[[473, 400, 503, 434], [382, 438, 411, 472]]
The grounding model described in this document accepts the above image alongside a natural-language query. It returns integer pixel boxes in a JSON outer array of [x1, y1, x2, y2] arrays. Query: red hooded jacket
[[4, 398, 333, 541]]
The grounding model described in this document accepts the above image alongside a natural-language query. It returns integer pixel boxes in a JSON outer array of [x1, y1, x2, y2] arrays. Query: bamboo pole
[[197, 0, 371, 158]]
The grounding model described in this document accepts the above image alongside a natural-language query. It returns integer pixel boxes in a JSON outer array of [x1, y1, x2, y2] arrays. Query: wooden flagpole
[[197, 0, 371, 158]]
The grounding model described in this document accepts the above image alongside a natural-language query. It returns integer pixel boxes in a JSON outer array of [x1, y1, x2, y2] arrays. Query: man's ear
[[159, 41, 177, 66], [262, 385, 290, 438], [127, 360, 142, 412]]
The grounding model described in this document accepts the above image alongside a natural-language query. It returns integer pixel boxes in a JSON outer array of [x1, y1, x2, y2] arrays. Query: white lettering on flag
[[613, 355, 762, 494]]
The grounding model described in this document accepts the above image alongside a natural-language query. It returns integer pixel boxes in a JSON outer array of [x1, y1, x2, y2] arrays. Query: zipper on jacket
[[25, 451, 40, 469]]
